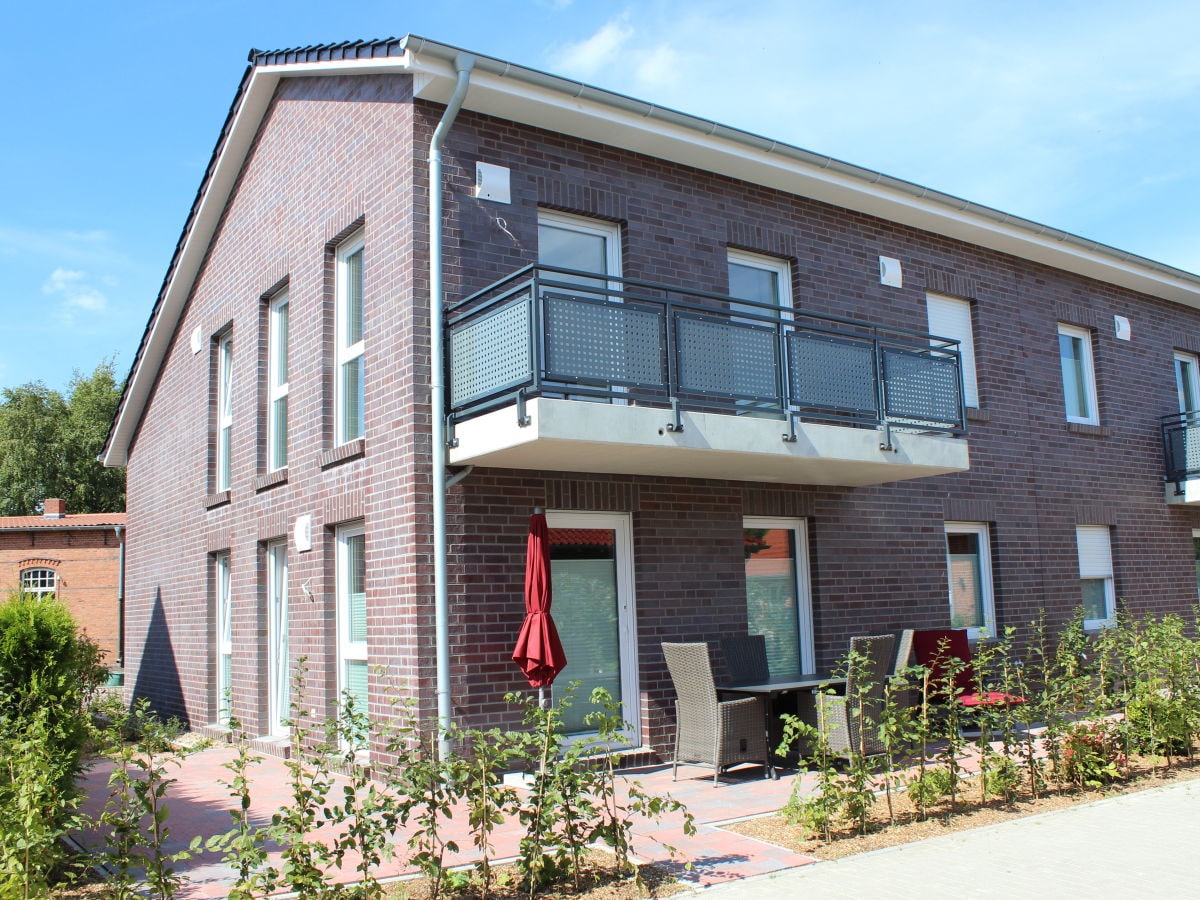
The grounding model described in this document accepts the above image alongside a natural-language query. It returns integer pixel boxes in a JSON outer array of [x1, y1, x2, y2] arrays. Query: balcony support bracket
[[782, 413, 798, 444], [666, 398, 684, 433], [880, 422, 895, 452], [446, 416, 460, 450], [517, 391, 532, 428]]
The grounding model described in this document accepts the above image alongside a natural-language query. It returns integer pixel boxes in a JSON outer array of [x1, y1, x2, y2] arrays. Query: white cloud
[[551, 17, 634, 79], [42, 267, 109, 324]]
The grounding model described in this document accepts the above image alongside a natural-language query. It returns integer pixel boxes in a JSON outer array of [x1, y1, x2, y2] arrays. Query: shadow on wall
[[131, 588, 189, 725]]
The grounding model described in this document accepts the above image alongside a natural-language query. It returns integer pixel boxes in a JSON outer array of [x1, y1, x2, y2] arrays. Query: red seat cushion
[[960, 690, 1026, 707]]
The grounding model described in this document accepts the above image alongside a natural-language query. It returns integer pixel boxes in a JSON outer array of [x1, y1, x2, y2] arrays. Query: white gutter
[[430, 53, 475, 761]]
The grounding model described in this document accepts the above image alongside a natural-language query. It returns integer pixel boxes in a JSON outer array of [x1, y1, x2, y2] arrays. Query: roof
[[0, 512, 126, 532], [102, 34, 1200, 467]]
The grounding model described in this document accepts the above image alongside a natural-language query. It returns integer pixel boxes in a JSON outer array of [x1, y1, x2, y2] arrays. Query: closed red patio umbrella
[[512, 509, 567, 696]]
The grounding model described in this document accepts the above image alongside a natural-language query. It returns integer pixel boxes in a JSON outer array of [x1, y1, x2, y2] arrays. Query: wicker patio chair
[[816, 633, 896, 759], [721, 634, 770, 686], [662, 642, 774, 786]]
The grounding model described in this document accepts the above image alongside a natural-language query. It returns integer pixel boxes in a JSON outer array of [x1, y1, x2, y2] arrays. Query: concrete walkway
[[700, 777, 1200, 899]]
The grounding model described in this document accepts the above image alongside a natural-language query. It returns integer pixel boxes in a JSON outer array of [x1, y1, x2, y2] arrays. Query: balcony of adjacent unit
[[1162, 411, 1200, 503], [445, 265, 970, 486]]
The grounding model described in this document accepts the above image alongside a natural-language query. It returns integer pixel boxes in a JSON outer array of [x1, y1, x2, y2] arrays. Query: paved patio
[[73, 745, 829, 897]]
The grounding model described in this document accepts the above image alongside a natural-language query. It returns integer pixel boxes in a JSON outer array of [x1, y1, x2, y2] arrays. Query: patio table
[[718, 672, 847, 765]]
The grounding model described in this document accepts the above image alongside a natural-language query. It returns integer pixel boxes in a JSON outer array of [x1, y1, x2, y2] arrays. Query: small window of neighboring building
[[335, 233, 365, 446], [1077, 525, 1115, 629], [215, 331, 234, 491], [20, 567, 56, 597], [944, 523, 995, 639], [267, 291, 290, 471], [1058, 323, 1098, 425], [928, 294, 978, 408]]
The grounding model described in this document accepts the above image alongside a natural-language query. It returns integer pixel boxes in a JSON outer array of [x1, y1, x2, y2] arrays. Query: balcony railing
[[446, 265, 966, 442], [1162, 411, 1200, 487]]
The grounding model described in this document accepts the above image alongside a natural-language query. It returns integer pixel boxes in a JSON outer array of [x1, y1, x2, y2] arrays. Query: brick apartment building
[[103, 36, 1200, 757], [0, 499, 125, 676]]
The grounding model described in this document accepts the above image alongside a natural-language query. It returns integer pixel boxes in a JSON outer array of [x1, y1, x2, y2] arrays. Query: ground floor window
[[337, 522, 367, 739], [20, 567, 57, 597], [743, 517, 814, 674], [944, 522, 995, 639], [266, 540, 289, 737], [1077, 525, 1115, 629], [547, 511, 637, 744], [214, 552, 232, 726], [1193, 529, 1200, 599]]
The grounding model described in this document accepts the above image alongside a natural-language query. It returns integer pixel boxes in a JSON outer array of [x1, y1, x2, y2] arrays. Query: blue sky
[[3, 0, 1199, 392]]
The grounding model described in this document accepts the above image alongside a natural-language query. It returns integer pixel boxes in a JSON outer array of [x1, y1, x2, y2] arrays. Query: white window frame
[[20, 567, 57, 597], [267, 291, 289, 471], [266, 540, 289, 737], [537, 210, 622, 282], [1058, 323, 1098, 425], [335, 233, 365, 445], [743, 516, 815, 673], [944, 522, 996, 640], [1077, 525, 1116, 630], [727, 249, 793, 320], [927, 293, 978, 409], [1175, 351, 1200, 414], [336, 522, 367, 717], [546, 510, 639, 748], [214, 552, 232, 726], [216, 332, 234, 491]]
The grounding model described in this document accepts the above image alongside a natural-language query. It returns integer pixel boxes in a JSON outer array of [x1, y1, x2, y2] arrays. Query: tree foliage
[[0, 359, 125, 515]]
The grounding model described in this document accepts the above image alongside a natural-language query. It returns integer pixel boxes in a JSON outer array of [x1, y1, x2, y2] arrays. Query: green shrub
[[0, 591, 105, 799], [1059, 721, 1124, 789]]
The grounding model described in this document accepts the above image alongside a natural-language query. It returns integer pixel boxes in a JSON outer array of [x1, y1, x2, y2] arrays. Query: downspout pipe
[[430, 53, 474, 761]]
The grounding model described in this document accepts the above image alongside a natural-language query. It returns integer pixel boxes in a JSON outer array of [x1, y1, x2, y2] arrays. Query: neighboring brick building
[[103, 36, 1200, 757], [0, 499, 125, 675]]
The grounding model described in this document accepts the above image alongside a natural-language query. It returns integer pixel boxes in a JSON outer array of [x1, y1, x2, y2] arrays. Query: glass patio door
[[742, 517, 814, 674], [547, 511, 637, 743]]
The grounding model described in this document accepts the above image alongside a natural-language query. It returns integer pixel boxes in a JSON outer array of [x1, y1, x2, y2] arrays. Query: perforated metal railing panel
[[676, 313, 779, 400], [449, 297, 532, 409], [543, 294, 666, 387], [787, 331, 878, 414], [881, 346, 962, 427]]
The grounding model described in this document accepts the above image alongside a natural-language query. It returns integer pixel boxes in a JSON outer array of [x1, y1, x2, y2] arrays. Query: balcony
[[445, 266, 969, 487], [1162, 411, 1200, 503]]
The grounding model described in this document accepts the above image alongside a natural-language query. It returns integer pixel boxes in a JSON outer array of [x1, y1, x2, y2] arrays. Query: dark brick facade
[[121, 67, 1200, 759]]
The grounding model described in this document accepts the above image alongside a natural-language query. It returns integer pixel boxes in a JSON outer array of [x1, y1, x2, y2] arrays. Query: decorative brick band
[[256, 511, 289, 543], [943, 498, 996, 522], [17, 556, 61, 570], [966, 407, 991, 423], [254, 468, 289, 492], [204, 528, 233, 554], [1075, 503, 1117, 526], [324, 489, 365, 527], [1067, 422, 1112, 438], [726, 222, 798, 261], [544, 478, 638, 512], [743, 487, 815, 518], [924, 269, 978, 299], [1055, 302, 1099, 330], [536, 178, 627, 222], [204, 490, 231, 509]]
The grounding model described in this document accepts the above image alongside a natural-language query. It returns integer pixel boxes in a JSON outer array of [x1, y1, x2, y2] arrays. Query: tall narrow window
[[1175, 351, 1200, 414], [337, 523, 367, 742], [1077, 525, 1115, 628], [944, 522, 995, 639], [1058, 323, 1098, 425], [20, 568, 57, 598], [336, 234, 365, 445], [1193, 529, 1200, 600], [214, 552, 232, 725], [927, 294, 978, 408], [216, 332, 234, 491], [267, 292, 290, 471], [743, 517, 815, 674], [266, 540, 289, 736]]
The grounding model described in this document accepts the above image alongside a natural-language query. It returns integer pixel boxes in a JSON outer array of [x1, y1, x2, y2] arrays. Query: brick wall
[[123, 76, 1200, 760], [0, 529, 123, 666]]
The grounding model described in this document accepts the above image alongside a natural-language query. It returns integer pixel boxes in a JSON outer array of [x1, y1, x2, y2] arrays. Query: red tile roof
[[0, 512, 126, 531]]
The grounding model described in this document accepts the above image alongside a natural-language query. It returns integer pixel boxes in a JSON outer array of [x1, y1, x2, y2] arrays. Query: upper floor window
[[267, 291, 290, 470], [216, 331, 234, 491], [537, 210, 622, 286], [928, 294, 978, 408], [1077, 525, 1115, 629], [727, 249, 792, 320], [1175, 351, 1200, 414], [21, 567, 56, 597], [1058, 323, 1098, 425], [336, 234, 365, 445]]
